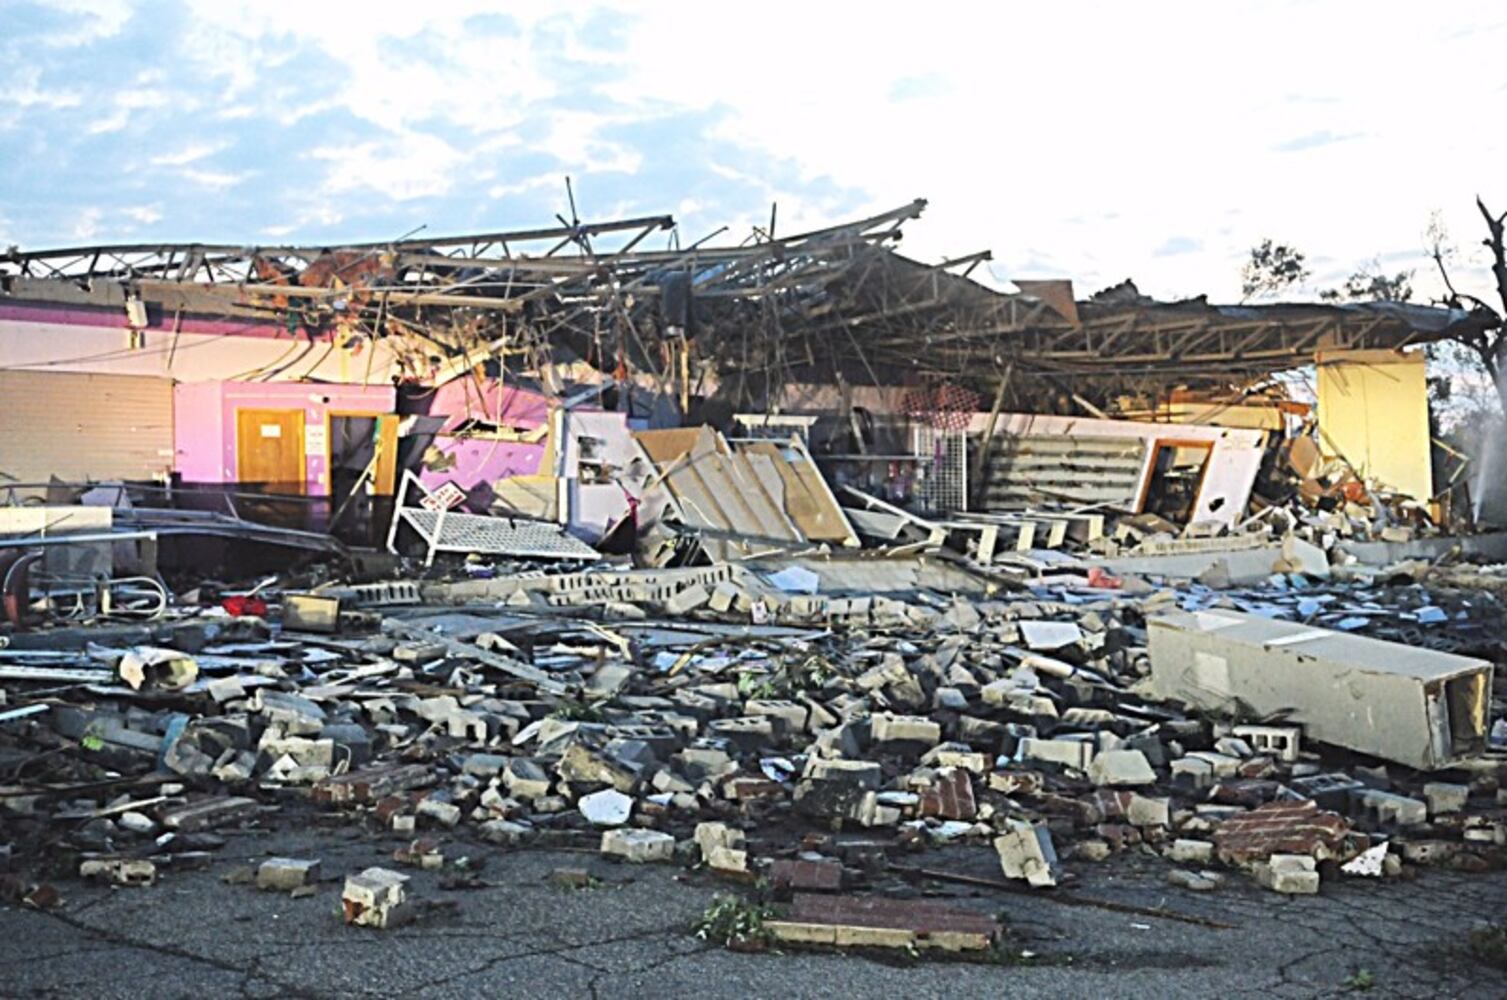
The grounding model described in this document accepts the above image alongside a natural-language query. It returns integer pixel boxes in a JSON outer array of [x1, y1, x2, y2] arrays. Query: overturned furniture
[[1148, 609, 1492, 770], [387, 471, 599, 565]]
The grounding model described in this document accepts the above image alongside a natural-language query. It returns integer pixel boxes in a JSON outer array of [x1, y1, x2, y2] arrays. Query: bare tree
[[1428, 202, 1507, 413]]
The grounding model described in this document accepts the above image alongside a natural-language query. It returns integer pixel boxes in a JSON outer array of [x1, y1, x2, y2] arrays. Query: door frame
[[326, 410, 399, 497], [1136, 438, 1215, 519]]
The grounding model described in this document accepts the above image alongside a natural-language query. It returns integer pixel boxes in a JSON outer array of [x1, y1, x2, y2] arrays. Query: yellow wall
[[1315, 349, 1433, 502]]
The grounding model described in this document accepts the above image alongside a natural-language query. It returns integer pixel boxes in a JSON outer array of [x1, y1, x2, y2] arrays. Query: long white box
[[1148, 609, 1492, 771]]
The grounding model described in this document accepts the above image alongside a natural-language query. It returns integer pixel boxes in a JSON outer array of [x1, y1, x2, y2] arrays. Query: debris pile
[[0, 542, 1501, 934]]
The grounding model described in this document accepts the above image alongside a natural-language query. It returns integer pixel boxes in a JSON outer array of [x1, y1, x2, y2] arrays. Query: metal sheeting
[[638, 427, 859, 561], [979, 434, 1148, 509], [0, 371, 173, 486]]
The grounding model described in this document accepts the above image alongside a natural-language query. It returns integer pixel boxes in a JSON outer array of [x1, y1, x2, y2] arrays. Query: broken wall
[[1315, 348, 1433, 504], [969, 413, 1266, 527]]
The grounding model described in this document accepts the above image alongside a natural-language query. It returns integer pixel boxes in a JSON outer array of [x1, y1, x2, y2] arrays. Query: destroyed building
[[0, 199, 1503, 956]]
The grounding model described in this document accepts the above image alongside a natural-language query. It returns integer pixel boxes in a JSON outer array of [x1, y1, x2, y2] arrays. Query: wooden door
[[236, 408, 306, 493]]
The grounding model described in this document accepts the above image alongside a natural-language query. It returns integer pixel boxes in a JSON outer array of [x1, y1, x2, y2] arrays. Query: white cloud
[[0, 67, 82, 127], [601, 1, 1507, 303], [149, 142, 224, 167], [123, 204, 162, 224], [310, 132, 465, 201], [71, 206, 103, 240], [85, 85, 171, 134], [180, 168, 248, 190], [33, 0, 132, 48]]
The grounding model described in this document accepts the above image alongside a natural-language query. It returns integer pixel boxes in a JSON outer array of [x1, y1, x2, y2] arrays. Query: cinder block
[[600, 828, 675, 863], [1167, 839, 1215, 864], [1087, 749, 1156, 787], [342, 867, 410, 928], [870, 714, 941, 745], [1018, 736, 1094, 771], [1422, 782, 1469, 816], [994, 819, 1059, 888], [1253, 854, 1319, 894], [257, 857, 321, 892]]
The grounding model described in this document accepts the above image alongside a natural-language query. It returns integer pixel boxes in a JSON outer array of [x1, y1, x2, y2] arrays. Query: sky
[[4, 0, 1507, 305]]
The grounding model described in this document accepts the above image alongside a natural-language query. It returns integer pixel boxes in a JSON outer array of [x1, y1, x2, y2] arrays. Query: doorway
[[235, 408, 306, 494], [1139, 439, 1213, 523], [327, 413, 398, 541]]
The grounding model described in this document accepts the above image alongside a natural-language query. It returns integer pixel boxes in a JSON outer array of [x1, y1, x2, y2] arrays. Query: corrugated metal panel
[[0, 371, 174, 485], [980, 434, 1148, 509]]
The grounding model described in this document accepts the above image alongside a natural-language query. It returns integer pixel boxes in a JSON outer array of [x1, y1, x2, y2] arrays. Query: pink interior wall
[[174, 381, 395, 495], [173, 382, 224, 483], [422, 378, 552, 433], [418, 437, 545, 493]]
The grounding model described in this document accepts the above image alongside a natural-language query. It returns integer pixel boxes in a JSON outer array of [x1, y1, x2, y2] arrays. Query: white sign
[[304, 423, 327, 456], [420, 482, 467, 512], [259, 423, 282, 438]]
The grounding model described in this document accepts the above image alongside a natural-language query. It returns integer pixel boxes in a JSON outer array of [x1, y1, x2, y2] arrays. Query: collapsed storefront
[[0, 201, 1503, 945]]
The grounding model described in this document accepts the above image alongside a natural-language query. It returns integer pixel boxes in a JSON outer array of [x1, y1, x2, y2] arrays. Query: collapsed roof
[[3, 200, 1495, 407]]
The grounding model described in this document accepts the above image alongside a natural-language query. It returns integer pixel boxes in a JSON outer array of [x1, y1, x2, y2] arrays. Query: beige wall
[[1315, 348, 1433, 502]]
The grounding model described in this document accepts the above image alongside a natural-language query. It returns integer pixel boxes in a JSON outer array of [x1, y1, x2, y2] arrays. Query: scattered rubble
[[0, 366, 1504, 963]]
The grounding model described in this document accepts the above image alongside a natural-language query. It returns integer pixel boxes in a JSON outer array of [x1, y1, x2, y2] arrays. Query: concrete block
[[503, 758, 553, 799], [994, 819, 1059, 888], [921, 742, 990, 773], [1125, 792, 1172, 827], [869, 713, 941, 745], [1087, 749, 1156, 787], [600, 828, 675, 863], [1167, 869, 1220, 891], [79, 859, 156, 886], [1353, 788, 1427, 827], [416, 798, 461, 827], [744, 699, 809, 733], [1422, 782, 1469, 816], [1018, 736, 1094, 771], [705, 846, 748, 872], [256, 857, 321, 892], [1170, 756, 1215, 788], [1167, 839, 1215, 864], [694, 821, 746, 862], [803, 757, 882, 789], [579, 788, 634, 827], [1253, 854, 1320, 894], [664, 584, 711, 615], [1232, 725, 1301, 762], [342, 867, 410, 928]]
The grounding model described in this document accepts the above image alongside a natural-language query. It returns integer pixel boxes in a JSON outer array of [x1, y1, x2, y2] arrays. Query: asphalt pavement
[[2, 822, 1503, 999]]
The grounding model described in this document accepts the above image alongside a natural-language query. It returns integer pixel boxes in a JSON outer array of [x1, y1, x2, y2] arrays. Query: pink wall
[[421, 378, 552, 433], [173, 382, 225, 483], [418, 437, 545, 493], [174, 381, 396, 495]]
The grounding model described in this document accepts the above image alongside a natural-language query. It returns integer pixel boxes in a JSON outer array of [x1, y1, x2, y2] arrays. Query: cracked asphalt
[[2, 823, 1504, 999]]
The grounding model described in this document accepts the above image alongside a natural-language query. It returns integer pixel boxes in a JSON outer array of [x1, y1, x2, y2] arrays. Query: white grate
[[403, 509, 600, 560], [913, 425, 969, 513], [388, 471, 599, 564]]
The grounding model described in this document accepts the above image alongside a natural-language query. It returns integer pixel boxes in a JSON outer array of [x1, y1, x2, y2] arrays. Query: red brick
[[918, 768, 976, 821], [1213, 799, 1351, 864], [771, 859, 843, 892]]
